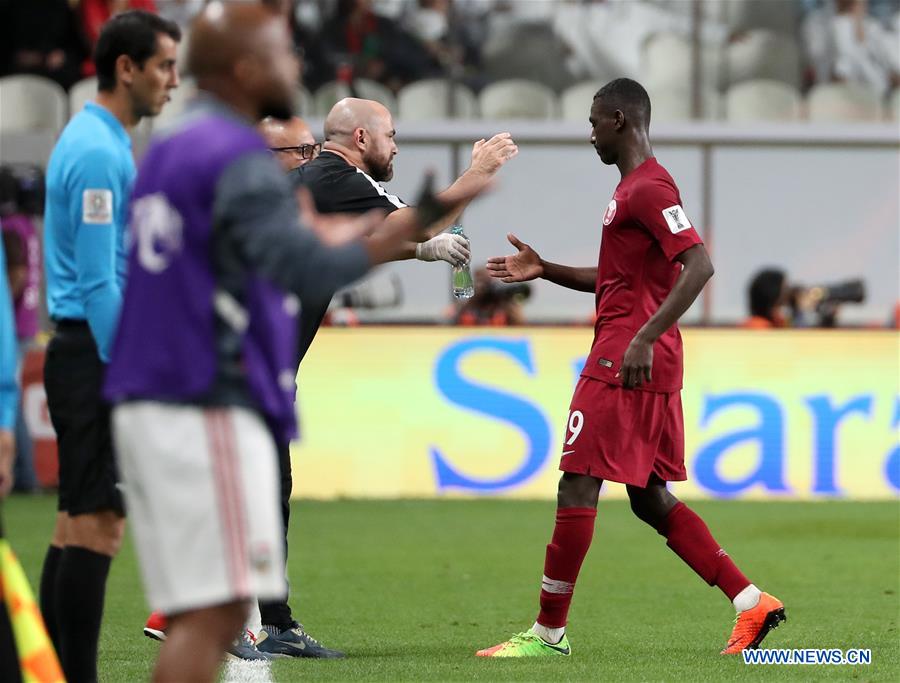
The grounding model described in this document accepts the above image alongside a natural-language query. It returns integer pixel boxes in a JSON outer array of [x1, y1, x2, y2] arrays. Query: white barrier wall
[[311, 121, 899, 325]]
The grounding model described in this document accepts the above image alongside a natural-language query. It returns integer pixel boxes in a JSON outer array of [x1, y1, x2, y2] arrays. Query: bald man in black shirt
[[293, 97, 518, 360]]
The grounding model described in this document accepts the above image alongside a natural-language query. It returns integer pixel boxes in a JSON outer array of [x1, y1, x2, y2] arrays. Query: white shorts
[[112, 402, 286, 615]]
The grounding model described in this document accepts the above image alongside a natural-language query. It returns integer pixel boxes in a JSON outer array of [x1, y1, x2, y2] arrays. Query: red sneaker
[[143, 611, 168, 642], [721, 593, 785, 654]]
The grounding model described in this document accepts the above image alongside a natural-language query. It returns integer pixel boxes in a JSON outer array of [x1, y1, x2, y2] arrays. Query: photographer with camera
[[742, 267, 866, 329], [453, 267, 529, 326]]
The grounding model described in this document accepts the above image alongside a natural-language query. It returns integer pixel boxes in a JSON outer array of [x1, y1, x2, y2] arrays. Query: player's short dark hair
[[95, 10, 181, 92], [748, 268, 786, 319], [593, 78, 651, 128]]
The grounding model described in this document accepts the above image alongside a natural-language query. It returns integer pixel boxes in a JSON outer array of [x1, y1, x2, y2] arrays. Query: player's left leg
[[626, 477, 785, 653], [255, 441, 345, 659], [476, 472, 600, 657]]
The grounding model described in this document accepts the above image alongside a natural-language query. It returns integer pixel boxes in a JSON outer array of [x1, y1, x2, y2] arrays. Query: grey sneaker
[[227, 629, 274, 661], [256, 623, 345, 659]]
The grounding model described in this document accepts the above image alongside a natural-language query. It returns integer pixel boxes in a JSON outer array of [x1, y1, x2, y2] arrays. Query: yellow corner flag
[[0, 539, 65, 683]]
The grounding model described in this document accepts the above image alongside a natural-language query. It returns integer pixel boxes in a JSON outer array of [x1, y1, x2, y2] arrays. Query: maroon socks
[[660, 502, 751, 601], [536, 507, 597, 628]]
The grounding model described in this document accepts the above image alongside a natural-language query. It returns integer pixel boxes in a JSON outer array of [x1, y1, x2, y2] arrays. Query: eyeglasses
[[269, 143, 321, 160]]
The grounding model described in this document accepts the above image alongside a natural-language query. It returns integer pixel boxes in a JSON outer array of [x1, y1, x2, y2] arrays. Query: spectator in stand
[[831, 0, 900, 95], [78, 0, 159, 77], [404, 0, 458, 69], [320, 0, 443, 91], [0, 0, 85, 89], [803, 0, 900, 95]]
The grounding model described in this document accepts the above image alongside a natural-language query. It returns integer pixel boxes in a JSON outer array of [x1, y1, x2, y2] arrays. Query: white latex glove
[[415, 232, 470, 266]]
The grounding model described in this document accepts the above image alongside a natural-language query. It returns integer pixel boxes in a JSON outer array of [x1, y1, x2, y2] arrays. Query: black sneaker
[[256, 623, 345, 659], [227, 629, 274, 661]]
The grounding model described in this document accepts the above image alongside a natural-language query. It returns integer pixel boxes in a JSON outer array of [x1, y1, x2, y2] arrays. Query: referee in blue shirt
[[40, 12, 180, 682]]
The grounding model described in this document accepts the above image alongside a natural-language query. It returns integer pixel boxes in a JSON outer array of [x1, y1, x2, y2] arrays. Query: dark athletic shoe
[[256, 623, 345, 659], [227, 629, 274, 661]]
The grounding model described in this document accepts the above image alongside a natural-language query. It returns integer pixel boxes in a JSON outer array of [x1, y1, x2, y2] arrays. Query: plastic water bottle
[[450, 225, 474, 300]]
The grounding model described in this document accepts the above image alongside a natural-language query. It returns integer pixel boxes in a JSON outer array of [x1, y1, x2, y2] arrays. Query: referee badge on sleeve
[[83, 189, 114, 224], [662, 204, 692, 234]]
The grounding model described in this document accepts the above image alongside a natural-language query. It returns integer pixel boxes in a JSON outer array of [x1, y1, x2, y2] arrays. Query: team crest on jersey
[[132, 193, 184, 273], [602, 199, 617, 226], [662, 204, 692, 234]]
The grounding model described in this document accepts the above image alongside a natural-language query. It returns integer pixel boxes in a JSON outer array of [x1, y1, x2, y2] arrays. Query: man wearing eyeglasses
[[260, 116, 321, 172]]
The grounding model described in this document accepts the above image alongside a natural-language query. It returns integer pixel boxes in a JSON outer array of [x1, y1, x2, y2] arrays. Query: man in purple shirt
[[104, 4, 486, 681]]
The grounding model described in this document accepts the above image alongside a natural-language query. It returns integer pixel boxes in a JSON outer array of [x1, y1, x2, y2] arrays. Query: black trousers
[[43, 321, 124, 516], [258, 441, 293, 628]]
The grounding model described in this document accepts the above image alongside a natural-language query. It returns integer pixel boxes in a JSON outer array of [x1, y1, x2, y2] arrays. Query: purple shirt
[[1, 214, 40, 339], [104, 97, 370, 444]]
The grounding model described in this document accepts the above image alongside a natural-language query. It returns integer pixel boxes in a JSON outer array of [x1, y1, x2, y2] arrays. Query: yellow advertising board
[[292, 328, 899, 500]]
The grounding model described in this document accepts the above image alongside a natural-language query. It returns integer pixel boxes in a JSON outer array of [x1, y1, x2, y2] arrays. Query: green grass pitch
[[4, 495, 898, 681]]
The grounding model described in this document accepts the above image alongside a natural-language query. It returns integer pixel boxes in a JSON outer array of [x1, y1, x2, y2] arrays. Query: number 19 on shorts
[[562, 410, 584, 455]]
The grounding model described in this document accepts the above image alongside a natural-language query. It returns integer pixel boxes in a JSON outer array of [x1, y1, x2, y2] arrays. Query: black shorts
[[44, 321, 124, 516]]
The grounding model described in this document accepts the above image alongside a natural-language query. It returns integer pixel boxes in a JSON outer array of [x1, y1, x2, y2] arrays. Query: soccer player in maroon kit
[[476, 79, 785, 658]]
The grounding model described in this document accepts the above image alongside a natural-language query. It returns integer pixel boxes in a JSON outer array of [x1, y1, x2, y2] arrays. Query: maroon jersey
[[581, 157, 703, 392]]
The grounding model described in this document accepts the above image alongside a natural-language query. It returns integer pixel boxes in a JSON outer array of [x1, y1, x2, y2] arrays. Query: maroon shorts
[[558, 377, 686, 487]]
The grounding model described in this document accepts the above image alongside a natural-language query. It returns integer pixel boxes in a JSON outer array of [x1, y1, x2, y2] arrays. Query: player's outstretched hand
[[470, 133, 518, 177], [297, 186, 387, 246], [486, 233, 543, 282], [415, 232, 470, 266]]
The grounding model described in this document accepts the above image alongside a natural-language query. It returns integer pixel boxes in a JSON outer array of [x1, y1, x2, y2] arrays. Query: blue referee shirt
[[0, 234, 18, 430], [44, 101, 134, 361]]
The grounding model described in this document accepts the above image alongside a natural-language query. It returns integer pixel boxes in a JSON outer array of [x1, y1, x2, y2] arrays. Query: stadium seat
[[69, 77, 98, 119], [642, 32, 719, 93], [478, 79, 557, 120], [725, 79, 802, 122], [643, 32, 691, 90], [152, 77, 197, 128], [560, 82, 603, 122], [397, 79, 478, 120], [807, 82, 882, 122], [724, 29, 801, 89], [716, 0, 800, 35], [647, 84, 721, 122], [0, 75, 67, 133], [313, 79, 397, 117], [481, 22, 576, 92]]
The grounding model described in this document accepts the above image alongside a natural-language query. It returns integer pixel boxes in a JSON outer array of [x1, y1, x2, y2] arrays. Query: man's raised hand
[[470, 133, 518, 177]]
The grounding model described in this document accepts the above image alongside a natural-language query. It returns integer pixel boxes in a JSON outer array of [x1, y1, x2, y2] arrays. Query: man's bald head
[[259, 116, 318, 171], [324, 98, 398, 181], [188, 2, 299, 120], [324, 98, 390, 140]]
